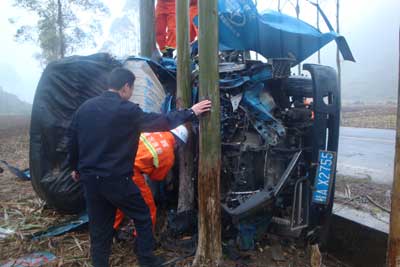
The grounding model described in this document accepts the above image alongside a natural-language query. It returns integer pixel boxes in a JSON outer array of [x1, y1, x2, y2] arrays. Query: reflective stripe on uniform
[[139, 134, 159, 168]]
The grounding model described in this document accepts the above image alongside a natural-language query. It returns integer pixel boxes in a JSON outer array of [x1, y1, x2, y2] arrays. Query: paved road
[[337, 127, 395, 184]]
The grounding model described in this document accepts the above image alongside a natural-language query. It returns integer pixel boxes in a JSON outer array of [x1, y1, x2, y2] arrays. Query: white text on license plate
[[312, 150, 336, 204]]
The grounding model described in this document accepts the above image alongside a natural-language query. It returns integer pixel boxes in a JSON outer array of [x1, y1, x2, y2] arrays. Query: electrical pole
[[387, 28, 400, 267], [336, 0, 341, 87], [193, 0, 222, 265], [176, 0, 194, 213], [140, 0, 156, 57]]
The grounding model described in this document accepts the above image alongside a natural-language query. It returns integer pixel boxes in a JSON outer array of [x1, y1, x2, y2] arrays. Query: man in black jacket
[[67, 67, 211, 267]]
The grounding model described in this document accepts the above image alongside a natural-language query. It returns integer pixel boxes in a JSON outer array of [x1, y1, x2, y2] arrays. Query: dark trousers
[[82, 176, 154, 267]]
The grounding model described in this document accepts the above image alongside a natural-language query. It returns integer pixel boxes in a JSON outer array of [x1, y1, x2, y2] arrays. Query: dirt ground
[[334, 174, 392, 224], [0, 116, 348, 266]]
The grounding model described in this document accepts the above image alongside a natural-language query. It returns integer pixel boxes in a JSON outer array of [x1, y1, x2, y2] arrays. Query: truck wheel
[[286, 76, 313, 98]]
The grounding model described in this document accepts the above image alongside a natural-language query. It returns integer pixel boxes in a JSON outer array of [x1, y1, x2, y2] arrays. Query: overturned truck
[[30, 0, 354, 245]]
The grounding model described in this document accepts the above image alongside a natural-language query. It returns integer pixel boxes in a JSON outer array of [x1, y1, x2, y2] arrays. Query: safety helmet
[[170, 125, 188, 144]]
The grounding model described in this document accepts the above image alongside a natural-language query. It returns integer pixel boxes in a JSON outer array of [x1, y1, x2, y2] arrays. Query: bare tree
[[176, 0, 194, 213], [317, 0, 321, 64], [336, 0, 341, 87], [11, 0, 109, 66], [296, 0, 301, 74]]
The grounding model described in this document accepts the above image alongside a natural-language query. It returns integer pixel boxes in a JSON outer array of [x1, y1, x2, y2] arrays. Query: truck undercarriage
[[29, 0, 354, 247]]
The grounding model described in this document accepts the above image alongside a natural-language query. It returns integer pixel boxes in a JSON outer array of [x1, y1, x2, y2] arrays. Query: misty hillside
[[0, 86, 31, 115], [100, 0, 140, 58]]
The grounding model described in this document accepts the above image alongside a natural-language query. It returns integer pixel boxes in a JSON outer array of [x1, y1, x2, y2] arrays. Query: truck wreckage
[[29, 0, 354, 246]]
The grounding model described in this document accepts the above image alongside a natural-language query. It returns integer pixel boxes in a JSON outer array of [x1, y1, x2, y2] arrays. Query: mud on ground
[[0, 116, 346, 266]]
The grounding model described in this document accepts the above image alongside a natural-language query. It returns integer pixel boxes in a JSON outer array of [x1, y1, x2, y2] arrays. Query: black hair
[[108, 67, 136, 90]]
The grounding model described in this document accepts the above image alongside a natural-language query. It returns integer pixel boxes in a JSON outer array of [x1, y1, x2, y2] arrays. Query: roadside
[[335, 103, 396, 223], [334, 174, 391, 233], [0, 117, 348, 266], [341, 104, 396, 129], [2, 105, 395, 266], [335, 175, 391, 212]]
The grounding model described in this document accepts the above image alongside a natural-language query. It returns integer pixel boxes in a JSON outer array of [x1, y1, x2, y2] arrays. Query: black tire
[[286, 76, 313, 98]]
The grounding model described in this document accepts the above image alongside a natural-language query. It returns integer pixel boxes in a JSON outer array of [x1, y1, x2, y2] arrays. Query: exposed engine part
[[274, 151, 303, 197], [271, 216, 291, 226], [271, 58, 295, 79], [284, 108, 313, 123], [217, 58, 318, 220], [193, 58, 340, 245], [219, 62, 247, 73]]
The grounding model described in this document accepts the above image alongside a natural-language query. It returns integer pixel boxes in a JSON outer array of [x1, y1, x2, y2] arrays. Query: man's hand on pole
[[190, 100, 212, 116]]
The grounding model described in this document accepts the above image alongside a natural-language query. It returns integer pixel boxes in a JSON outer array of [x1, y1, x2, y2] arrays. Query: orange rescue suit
[[156, 0, 198, 51], [114, 132, 176, 230]]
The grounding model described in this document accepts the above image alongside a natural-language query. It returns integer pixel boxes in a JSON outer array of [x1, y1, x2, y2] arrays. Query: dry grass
[[335, 174, 392, 215], [341, 104, 396, 129], [0, 116, 142, 266], [0, 115, 347, 267]]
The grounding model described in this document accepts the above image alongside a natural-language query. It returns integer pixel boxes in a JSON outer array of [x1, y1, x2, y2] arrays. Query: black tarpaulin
[[30, 53, 121, 213]]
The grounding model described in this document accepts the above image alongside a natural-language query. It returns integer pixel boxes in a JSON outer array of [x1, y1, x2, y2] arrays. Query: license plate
[[312, 150, 337, 205]]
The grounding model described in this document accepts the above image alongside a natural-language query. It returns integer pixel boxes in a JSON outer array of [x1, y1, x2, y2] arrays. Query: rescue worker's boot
[[138, 254, 165, 267]]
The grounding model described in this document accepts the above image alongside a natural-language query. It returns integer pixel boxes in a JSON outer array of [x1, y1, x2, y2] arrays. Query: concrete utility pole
[[176, 0, 194, 213], [140, 0, 156, 57], [193, 0, 222, 266], [387, 29, 400, 267]]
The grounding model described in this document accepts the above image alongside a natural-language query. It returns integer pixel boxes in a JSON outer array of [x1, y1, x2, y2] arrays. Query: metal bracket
[[290, 177, 310, 231]]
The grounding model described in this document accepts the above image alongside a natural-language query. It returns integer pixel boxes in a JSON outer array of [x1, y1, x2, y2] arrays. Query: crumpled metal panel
[[241, 83, 285, 145], [213, 0, 355, 64]]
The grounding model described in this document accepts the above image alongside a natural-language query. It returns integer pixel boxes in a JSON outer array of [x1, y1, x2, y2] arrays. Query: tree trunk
[[296, 0, 301, 74], [317, 0, 321, 64], [57, 0, 65, 58], [140, 0, 156, 58], [336, 0, 341, 87], [387, 28, 400, 267], [176, 0, 194, 213], [193, 0, 222, 266]]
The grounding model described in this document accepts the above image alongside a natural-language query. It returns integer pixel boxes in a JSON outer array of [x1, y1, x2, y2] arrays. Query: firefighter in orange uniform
[[156, 0, 198, 57], [189, 0, 199, 44], [113, 125, 189, 230]]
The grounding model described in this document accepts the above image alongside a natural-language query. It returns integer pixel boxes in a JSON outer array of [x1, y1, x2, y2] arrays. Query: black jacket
[[67, 91, 194, 179]]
